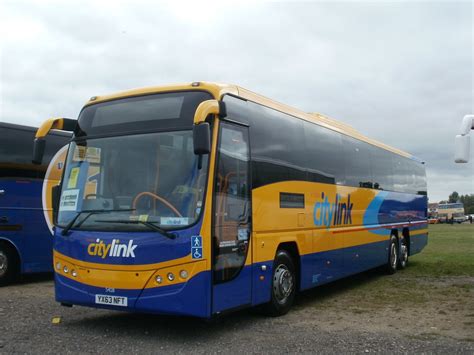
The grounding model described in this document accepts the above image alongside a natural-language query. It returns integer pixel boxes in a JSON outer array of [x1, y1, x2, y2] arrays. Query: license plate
[[95, 294, 128, 307]]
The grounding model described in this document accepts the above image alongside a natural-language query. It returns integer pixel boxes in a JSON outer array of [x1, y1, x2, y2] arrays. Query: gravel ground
[[1, 271, 473, 354]]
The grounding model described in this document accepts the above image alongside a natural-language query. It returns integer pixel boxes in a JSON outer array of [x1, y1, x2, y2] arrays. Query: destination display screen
[[75, 91, 212, 138]]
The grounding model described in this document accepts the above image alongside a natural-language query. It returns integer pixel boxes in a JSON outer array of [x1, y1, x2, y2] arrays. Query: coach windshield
[[57, 91, 212, 232]]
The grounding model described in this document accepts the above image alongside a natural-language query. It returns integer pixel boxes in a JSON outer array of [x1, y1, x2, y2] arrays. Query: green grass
[[406, 223, 474, 277]]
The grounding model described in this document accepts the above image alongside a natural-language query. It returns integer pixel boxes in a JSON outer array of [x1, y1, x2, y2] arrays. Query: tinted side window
[[391, 156, 426, 194], [0, 127, 40, 178], [222, 95, 249, 125], [402, 158, 416, 194], [0, 127, 70, 179], [370, 147, 394, 191], [248, 102, 306, 188], [392, 155, 408, 192], [342, 135, 372, 188], [412, 160, 427, 195], [304, 122, 345, 185], [0, 127, 34, 165]]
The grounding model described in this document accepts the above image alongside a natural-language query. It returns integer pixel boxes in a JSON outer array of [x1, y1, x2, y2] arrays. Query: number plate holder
[[95, 294, 128, 307]]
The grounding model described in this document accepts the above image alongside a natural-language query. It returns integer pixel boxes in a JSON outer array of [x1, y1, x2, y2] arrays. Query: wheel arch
[[276, 241, 301, 291], [0, 237, 22, 274]]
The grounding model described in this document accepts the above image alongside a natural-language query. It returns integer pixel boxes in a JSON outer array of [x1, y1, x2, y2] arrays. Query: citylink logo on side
[[313, 192, 354, 229], [87, 239, 137, 259]]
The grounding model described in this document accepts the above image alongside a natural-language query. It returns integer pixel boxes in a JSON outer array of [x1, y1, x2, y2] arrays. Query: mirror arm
[[35, 117, 76, 139], [33, 117, 76, 165], [459, 115, 474, 136], [193, 100, 227, 124], [193, 100, 227, 169]]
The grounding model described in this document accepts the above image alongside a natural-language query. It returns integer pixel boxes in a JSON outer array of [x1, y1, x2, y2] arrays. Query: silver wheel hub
[[273, 264, 294, 304], [0, 251, 7, 277], [400, 242, 408, 265], [390, 242, 397, 269]]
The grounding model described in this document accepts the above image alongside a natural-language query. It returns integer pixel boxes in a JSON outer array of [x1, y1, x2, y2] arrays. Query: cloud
[[0, 0, 472, 201]]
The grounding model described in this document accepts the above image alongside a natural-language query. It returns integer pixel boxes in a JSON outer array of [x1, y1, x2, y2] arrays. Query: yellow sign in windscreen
[[73, 146, 101, 164], [67, 167, 80, 188]]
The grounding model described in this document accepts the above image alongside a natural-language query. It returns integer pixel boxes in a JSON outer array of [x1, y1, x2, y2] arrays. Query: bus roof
[[83, 82, 418, 160], [0, 122, 72, 137]]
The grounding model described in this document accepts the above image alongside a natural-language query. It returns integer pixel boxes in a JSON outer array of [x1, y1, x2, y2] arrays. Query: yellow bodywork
[[251, 181, 427, 263], [42, 146, 68, 233], [193, 99, 221, 124], [35, 117, 68, 138]]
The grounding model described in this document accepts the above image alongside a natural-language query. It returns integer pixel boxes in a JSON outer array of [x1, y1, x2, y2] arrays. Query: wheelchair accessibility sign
[[191, 235, 203, 259]]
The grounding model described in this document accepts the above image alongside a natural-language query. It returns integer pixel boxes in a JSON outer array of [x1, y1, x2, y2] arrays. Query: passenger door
[[212, 122, 252, 314]]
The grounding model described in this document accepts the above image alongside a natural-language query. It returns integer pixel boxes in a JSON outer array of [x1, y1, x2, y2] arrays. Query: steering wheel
[[132, 192, 182, 217]]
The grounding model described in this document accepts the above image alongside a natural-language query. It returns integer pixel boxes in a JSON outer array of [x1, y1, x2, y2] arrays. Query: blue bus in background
[[0, 122, 70, 285]]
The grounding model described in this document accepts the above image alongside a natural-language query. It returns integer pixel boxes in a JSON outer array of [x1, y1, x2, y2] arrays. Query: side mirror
[[52, 184, 61, 222], [32, 138, 46, 165], [454, 114, 474, 163], [193, 123, 211, 155], [192, 99, 227, 169]]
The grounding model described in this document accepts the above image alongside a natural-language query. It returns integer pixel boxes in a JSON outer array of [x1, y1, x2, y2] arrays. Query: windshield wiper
[[94, 219, 176, 239], [61, 209, 136, 236]]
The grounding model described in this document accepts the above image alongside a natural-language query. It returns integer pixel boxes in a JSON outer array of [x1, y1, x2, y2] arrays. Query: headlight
[[167, 272, 175, 281], [179, 270, 188, 279], [155, 275, 163, 284], [71, 270, 77, 277], [63, 265, 69, 273], [55, 262, 61, 270]]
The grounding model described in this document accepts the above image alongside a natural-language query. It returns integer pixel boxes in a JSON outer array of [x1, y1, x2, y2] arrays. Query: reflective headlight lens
[[63, 265, 69, 273], [71, 270, 77, 277], [155, 275, 163, 284], [167, 272, 175, 281], [55, 262, 61, 270], [180, 270, 188, 279]]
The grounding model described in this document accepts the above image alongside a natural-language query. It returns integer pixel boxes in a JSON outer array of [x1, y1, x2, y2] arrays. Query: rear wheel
[[386, 236, 398, 275], [262, 250, 297, 317], [398, 236, 408, 269], [0, 243, 19, 286]]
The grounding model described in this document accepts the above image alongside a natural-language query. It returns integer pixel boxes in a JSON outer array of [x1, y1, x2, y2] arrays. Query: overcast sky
[[1, 0, 473, 202]]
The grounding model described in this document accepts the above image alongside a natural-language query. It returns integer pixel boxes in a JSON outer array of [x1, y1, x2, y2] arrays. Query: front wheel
[[386, 236, 398, 275], [262, 250, 297, 317]]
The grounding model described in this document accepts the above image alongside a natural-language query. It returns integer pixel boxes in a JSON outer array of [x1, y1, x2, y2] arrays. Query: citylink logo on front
[[313, 192, 354, 229], [87, 239, 137, 258]]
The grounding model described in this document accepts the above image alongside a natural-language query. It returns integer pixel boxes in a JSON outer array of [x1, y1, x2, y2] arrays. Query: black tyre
[[262, 250, 297, 317], [0, 243, 19, 286], [386, 235, 398, 275], [398, 236, 409, 270]]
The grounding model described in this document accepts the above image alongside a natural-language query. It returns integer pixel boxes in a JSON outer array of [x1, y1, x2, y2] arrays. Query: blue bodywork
[[54, 220, 215, 317], [0, 179, 53, 274]]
